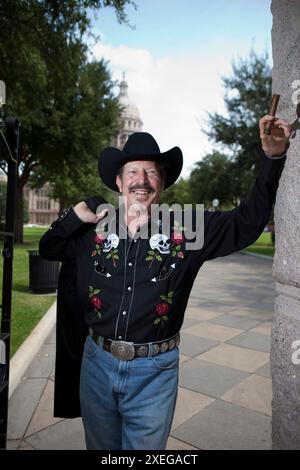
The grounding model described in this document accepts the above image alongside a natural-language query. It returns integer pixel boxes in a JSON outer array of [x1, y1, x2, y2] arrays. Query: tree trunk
[[14, 180, 24, 244], [59, 197, 67, 217]]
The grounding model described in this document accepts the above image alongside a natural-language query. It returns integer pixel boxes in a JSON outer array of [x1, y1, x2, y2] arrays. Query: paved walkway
[[7, 252, 274, 450]]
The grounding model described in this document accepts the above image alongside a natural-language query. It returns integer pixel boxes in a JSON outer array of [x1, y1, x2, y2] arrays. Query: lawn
[[0, 226, 55, 357], [243, 231, 275, 257]]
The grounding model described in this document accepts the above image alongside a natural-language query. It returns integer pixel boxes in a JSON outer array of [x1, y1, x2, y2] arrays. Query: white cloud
[[92, 42, 232, 177]]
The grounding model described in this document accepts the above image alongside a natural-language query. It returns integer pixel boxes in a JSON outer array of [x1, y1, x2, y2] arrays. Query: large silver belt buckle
[[110, 340, 135, 361]]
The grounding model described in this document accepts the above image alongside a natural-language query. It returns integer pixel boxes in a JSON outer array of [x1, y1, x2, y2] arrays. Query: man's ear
[[116, 174, 122, 193]]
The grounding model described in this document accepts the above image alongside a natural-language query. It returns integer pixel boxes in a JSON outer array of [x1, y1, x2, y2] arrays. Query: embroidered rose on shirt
[[156, 302, 169, 316], [171, 243, 184, 259], [171, 232, 184, 245], [91, 230, 119, 267], [170, 221, 185, 259], [105, 248, 119, 268], [89, 286, 103, 319], [154, 291, 174, 326], [92, 233, 106, 257]]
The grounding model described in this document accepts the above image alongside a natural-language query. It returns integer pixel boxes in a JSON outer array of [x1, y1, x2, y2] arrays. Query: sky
[[89, 0, 273, 177]]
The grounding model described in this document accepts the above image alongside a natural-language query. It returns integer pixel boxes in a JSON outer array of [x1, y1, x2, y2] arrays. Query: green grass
[[243, 231, 275, 257], [1, 226, 56, 357]]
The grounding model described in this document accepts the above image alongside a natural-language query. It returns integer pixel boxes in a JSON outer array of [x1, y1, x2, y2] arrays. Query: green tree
[[189, 151, 234, 208], [203, 49, 272, 201], [0, 0, 135, 242], [160, 178, 191, 206], [28, 59, 120, 209]]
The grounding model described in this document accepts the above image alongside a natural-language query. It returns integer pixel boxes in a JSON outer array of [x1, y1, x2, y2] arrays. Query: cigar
[[264, 94, 280, 135]]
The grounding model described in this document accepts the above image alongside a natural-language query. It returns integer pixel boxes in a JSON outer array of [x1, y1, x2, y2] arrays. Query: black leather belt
[[89, 328, 180, 361]]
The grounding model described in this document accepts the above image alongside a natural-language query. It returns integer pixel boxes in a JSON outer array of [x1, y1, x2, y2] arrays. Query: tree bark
[[14, 179, 24, 244], [59, 197, 67, 217]]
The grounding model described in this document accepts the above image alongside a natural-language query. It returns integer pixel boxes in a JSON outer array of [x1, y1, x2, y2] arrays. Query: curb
[[240, 250, 274, 261], [9, 300, 57, 399]]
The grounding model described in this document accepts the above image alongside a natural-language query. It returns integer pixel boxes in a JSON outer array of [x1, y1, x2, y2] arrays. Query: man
[[39, 115, 292, 450]]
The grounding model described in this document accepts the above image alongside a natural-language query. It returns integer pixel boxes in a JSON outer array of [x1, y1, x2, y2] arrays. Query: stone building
[[113, 73, 143, 149], [23, 182, 60, 226]]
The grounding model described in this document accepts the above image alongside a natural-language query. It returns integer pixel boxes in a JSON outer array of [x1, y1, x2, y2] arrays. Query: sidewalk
[[7, 252, 274, 450]]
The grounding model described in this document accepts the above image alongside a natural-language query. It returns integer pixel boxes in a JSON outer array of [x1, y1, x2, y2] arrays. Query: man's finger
[[259, 115, 278, 134], [259, 116, 292, 138], [97, 209, 108, 219], [260, 114, 279, 123], [273, 118, 290, 127], [272, 119, 293, 138]]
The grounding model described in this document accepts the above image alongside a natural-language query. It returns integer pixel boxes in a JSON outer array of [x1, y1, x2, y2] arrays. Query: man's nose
[[138, 170, 150, 184]]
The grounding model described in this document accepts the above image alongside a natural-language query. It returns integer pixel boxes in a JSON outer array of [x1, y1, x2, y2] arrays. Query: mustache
[[129, 184, 154, 192]]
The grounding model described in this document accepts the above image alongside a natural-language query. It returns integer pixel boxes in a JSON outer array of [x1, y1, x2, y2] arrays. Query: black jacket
[[48, 196, 107, 418]]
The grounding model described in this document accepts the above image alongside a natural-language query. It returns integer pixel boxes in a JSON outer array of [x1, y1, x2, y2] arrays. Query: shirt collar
[[109, 203, 164, 240]]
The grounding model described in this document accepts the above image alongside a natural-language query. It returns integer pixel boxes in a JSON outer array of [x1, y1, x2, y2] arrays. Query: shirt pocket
[[93, 260, 111, 278], [153, 264, 175, 282], [150, 256, 187, 283]]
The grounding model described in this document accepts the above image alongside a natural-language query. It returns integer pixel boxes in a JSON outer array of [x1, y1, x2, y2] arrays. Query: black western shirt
[[39, 152, 286, 344]]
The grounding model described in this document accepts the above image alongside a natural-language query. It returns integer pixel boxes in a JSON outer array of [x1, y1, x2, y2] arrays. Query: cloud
[[92, 42, 232, 177]]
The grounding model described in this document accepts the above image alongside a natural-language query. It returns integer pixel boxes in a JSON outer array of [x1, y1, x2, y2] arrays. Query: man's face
[[116, 160, 165, 212]]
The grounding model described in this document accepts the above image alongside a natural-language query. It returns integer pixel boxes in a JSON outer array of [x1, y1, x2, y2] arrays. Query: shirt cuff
[[264, 151, 287, 160], [49, 205, 85, 236]]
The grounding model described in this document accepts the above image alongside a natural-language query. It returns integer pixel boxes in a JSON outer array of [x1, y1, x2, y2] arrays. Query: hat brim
[[98, 146, 183, 192]]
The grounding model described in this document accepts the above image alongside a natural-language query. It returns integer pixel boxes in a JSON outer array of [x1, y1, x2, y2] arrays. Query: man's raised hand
[[73, 201, 108, 224], [259, 115, 292, 157]]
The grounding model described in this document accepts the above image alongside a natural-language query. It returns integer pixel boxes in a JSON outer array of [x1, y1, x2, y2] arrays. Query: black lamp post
[[0, 79, 20, 450]]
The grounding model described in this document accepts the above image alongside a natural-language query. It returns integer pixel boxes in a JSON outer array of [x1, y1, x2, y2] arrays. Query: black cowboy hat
[[98, 132, 183, 192]]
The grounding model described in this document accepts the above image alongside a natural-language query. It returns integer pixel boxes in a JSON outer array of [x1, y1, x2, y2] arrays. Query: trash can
[[28, 250, 60, 294]]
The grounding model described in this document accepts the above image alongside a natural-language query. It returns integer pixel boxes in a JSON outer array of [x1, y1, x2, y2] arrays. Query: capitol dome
[[115, 74, 143, 149]]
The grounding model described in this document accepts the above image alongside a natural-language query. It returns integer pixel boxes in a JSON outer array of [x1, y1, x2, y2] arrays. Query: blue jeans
[[79, 335, 179, 450]]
